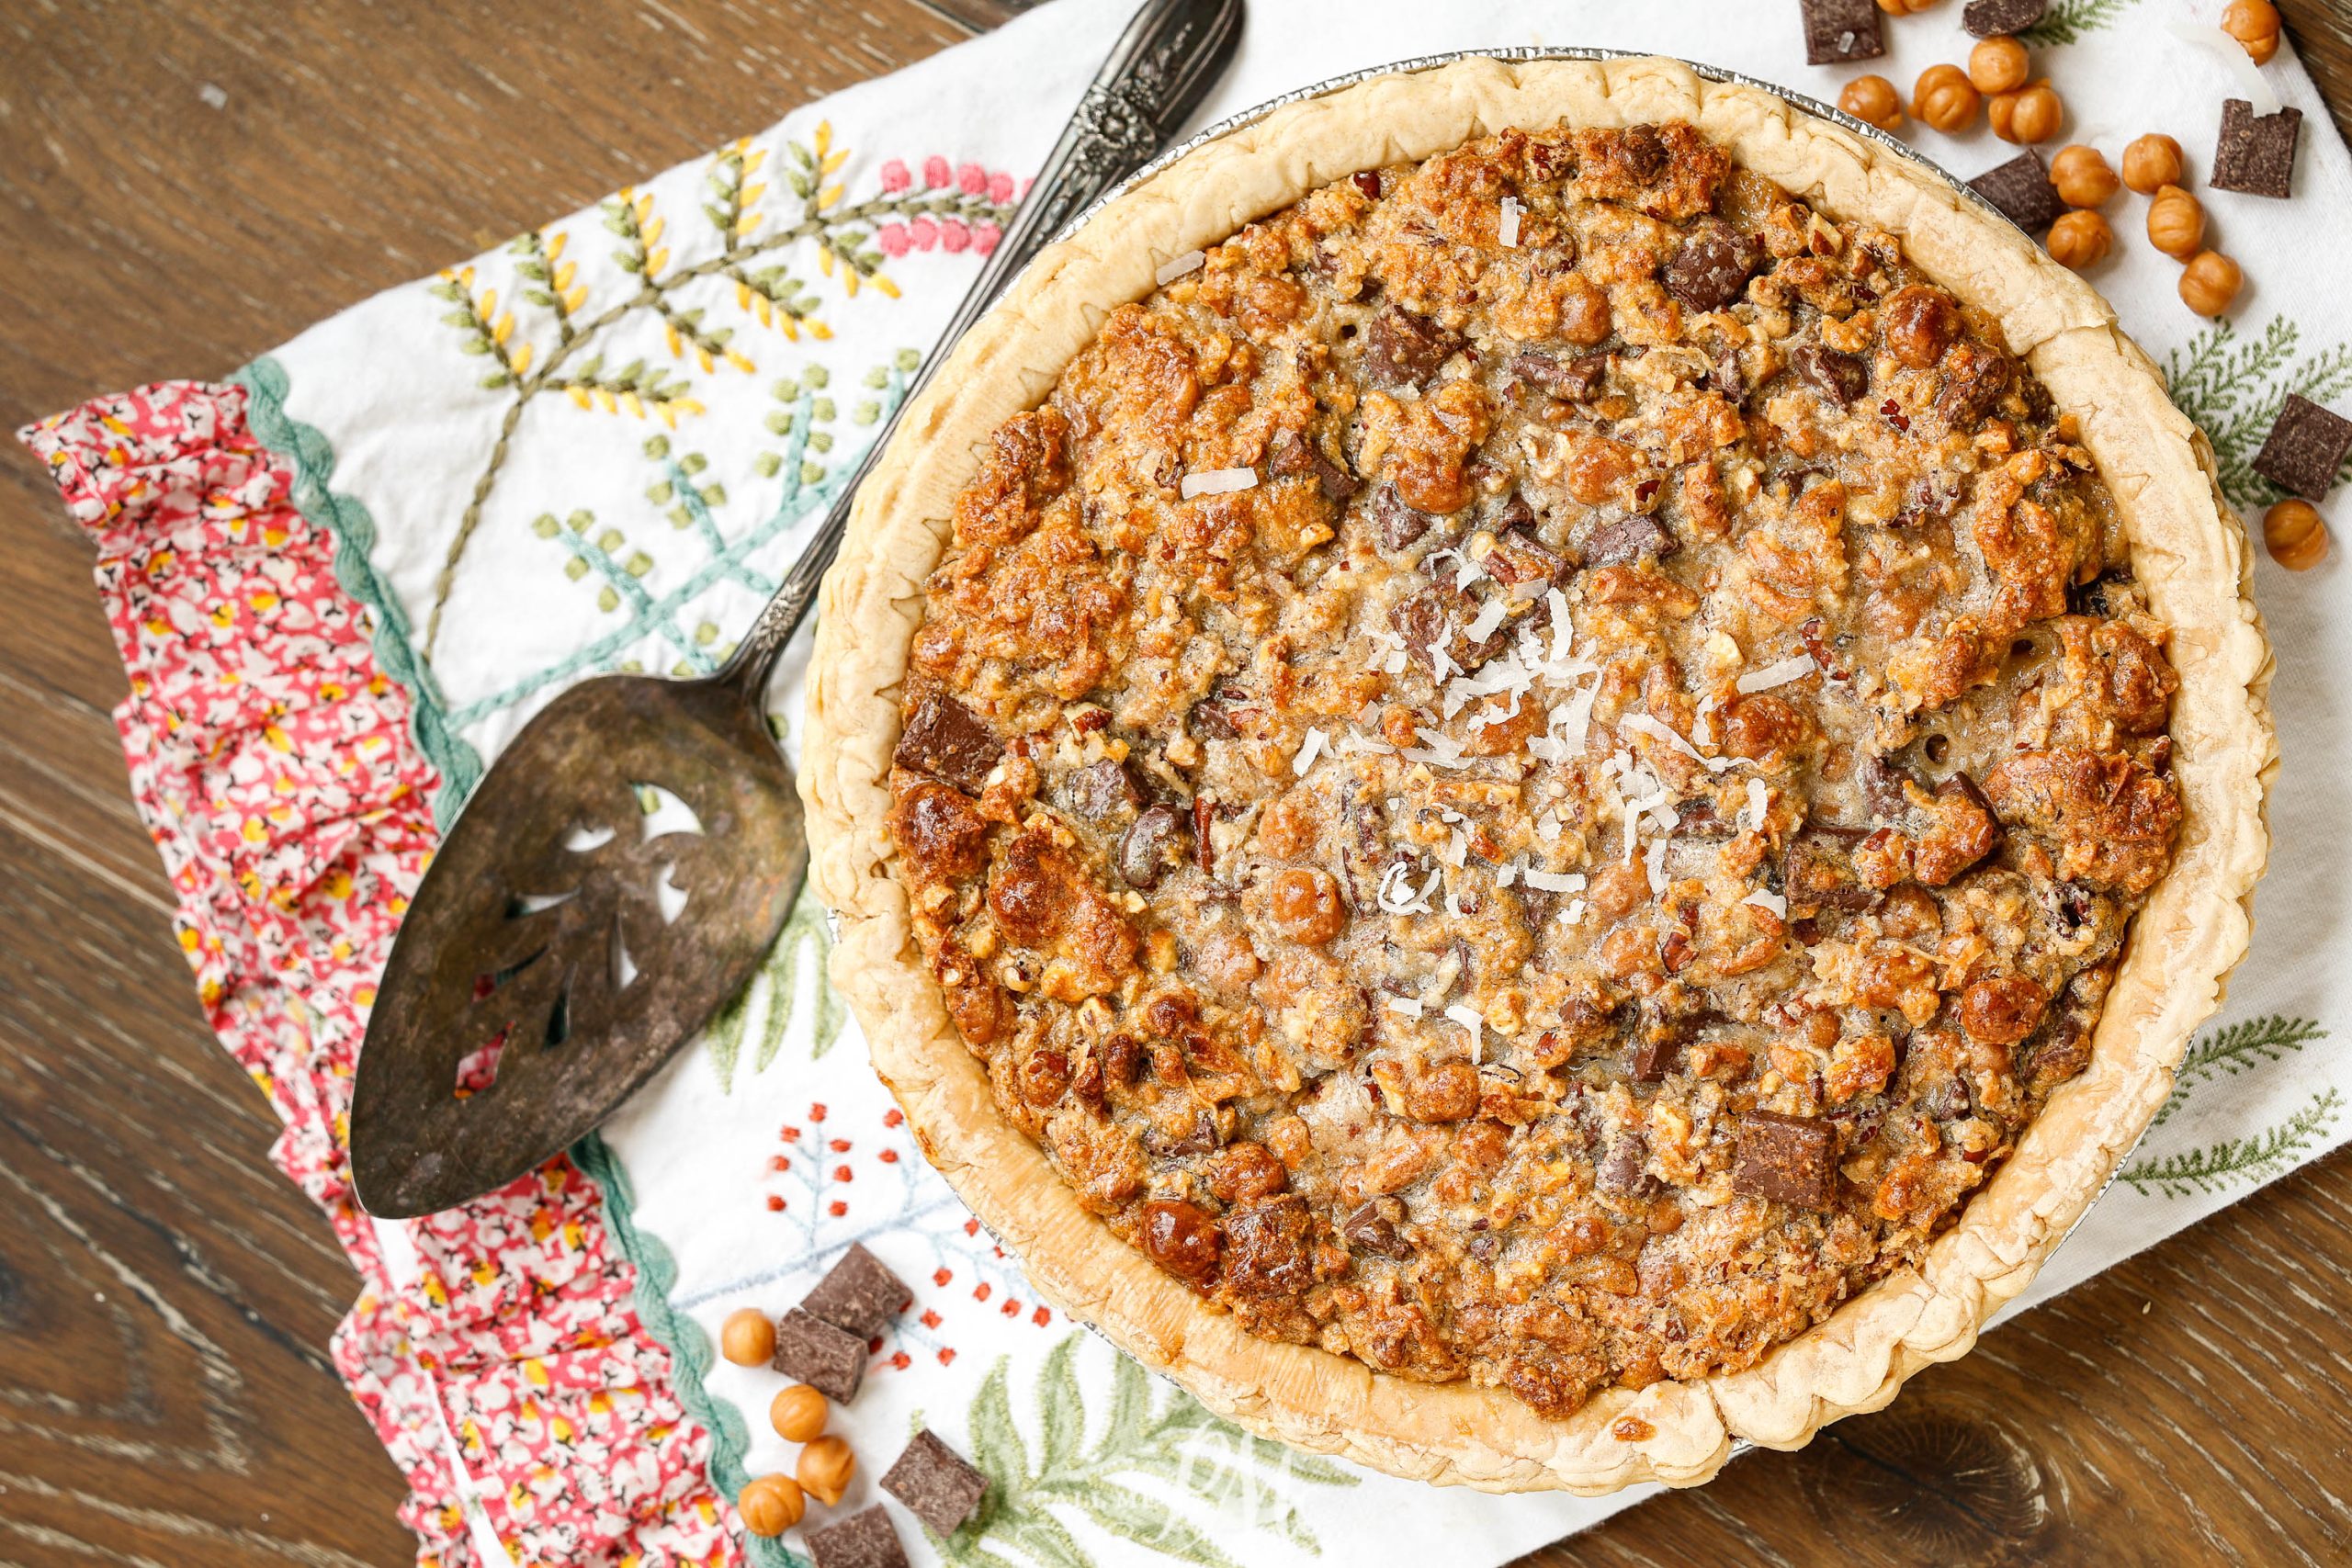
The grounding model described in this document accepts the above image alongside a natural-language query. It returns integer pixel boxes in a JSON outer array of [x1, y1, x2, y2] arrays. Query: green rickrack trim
[[574, 1133, 811, 1568], [231, 356, 486, 823]]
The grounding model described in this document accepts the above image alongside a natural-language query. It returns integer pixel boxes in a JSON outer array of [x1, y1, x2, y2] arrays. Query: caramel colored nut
[[2222, 0, 2283, 64], [2265, 499, 2330, 570], [771, 1382, 829, 1444], [798, 1434, 857, 1507], [2049, 144, 2120, 209], [1839, 74, 1905, 131], [2179, 251, 2245, 318], [2046, 209, 2114, 271], [740, 1475, 807, 1537], [1989, 80, 2064, 144], [2146, 185, 2207, 261], [1912, 64, 1982, 134], [1968, 36, 2030, 94], [2121, 133, 2186, 195], [720, 1307, 776, 1368]]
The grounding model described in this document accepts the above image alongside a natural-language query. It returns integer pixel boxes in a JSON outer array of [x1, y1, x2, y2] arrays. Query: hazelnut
[[1988, 80, 2064, 144], [770, 1383, 828, 1443], [719, 1307, 775, 1368], [2146, 185, 2207, 260], [739, 1475, 806, 1537], [2222, 0, 2283, 64], [2121, 133, 2186, 194], [2265, 498, 2330, 570], [1912, 64, 1982, 134], [1839, 74, 1905, 131], [797, 1434, 856, 1507], [2178, 251, 2245, 318], [1877, 0, 1940, 11], [1968, 36, 2030, 95], [2049, 144, 2120, 209], [2046, 209, 2114, 271]]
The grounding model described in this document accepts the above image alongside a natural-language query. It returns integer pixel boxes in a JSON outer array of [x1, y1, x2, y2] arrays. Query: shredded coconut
[[1524, 868, 1586, 895], [1154, 248, 1206, 285], [1292, 726, 1328, 777], [1742, 888, 1789, 917], [1179, 466, 1258, 500], [1443, 1003, 1486, 1062], [1465, 598, 1509, 644], [1644, 837, 1670, 896], [1743, 778, 1770, 833], [1736, 653, 1818, 694], [1624, 712, 1736, 773], [1560, 897, 1588, 926], [1385, 995, 1426, 1020], [1498, 195, 1523, 249]]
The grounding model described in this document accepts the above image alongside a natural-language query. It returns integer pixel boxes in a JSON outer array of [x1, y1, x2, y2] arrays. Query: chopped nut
[[771, 1383, 830, 1443], [719, 1307, 776, 1368], [739, 1475, 806, 1537], [797, 1434, 857, 1507]]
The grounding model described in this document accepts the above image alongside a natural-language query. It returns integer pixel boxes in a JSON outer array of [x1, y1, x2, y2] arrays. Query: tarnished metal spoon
[[351, 0, 1245, 1219]]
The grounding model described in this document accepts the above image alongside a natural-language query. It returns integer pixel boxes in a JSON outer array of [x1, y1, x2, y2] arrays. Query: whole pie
[[806, 56, 2271, 1491]]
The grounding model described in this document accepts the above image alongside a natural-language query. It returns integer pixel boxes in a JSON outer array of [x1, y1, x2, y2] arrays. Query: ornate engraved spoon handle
[[716, 0, 1243, 702]]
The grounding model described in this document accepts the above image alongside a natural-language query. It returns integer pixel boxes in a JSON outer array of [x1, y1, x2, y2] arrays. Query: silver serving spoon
[[351, 0, 1245, 1218]]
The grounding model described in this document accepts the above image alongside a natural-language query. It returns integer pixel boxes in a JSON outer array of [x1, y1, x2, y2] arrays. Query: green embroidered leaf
[[1035, 1336, 1084, 1475], [2121, 1089, 2344, 1199], [1067, 1481, 1246, 1568], [2165, 316, 2352, 512], [969, 1359, 1030, 1483], [1099, 1349, 1152, 1459], [2154, 1015, 2327, 1125], [2018, 0, 2140, 46], [703, 881, 842, 1090]]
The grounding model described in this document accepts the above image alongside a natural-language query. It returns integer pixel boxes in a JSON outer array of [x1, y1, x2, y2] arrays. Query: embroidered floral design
[[2153, 1014, 2327, 1125], [2121, 1089, 2346, 1198], [2165, 315, 2352, 513], [707, 883, 843, 1091], [418, 125, 1019, 657], [2018, 0, 2143, 47], [935, 1337, 1357, 1568]]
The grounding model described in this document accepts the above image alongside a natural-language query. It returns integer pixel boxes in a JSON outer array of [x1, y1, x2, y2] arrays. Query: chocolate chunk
[[1802, 0, 1884, 63], [1372, 483, 1434, 551], [1968, 151, 2064, 235], [2213, 99, 2301, 198], [802, 1242, 909, 1340], [1145, 1110, 1221, 1157], [881, 1429, 989, 1536], [1341, 1198, 1415, 1258], [1512, 350, 1610, 401], [771, 1307, 867, 1403], [2252, 393, 2352, 500], [1596, 1133, 1659, 1200], [1662, 225, 1762, 312], [1791, 342, 1869, 403], [807, 1506, 909, 1568], [895, 692, 1002, 794], [1270, 430, 1362, 502], [1962, 0, 2045, 35], [1630, 1032, 1681, 1084], [1117, 804, 1188, 888], [1061, 758, 1139, 824], [1582, 512, 1679, 568], [1484, 525, 1567, 586], [1364, 306, 1465, 389], [1782, 820, 1878, 913], [1732, 1111, 1838, 1210], [1860, 753, 1922, 818], [1495, 490, 1537, 534]]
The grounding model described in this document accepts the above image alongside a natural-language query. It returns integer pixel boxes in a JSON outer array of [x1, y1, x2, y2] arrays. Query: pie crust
[[802, 55, 2273, 1493]]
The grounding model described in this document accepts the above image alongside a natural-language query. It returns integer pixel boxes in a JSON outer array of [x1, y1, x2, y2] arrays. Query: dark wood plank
[[4, 5, 2348, 1566]]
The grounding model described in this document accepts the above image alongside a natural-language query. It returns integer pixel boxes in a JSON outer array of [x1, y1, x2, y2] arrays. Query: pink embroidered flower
[[922, 154, 952, 189], [970, 220, 1001, 258], [987, 170, 1015, 206], [878, 158, 911, 194], [907, 216, 939, 251], [876, 223, 912, 258], [957, 162, 989, 196], [938, 218, 971, 254]]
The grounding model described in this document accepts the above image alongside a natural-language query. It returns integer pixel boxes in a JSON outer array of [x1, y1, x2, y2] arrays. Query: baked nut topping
[[887, 119, 2182, 1419]]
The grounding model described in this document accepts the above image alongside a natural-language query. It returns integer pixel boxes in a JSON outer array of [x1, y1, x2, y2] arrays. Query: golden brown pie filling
[[885, 119, 2182, 1418]]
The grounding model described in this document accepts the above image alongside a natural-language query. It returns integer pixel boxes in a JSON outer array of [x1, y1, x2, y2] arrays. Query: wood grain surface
[[2, 4, 2346, 1564]]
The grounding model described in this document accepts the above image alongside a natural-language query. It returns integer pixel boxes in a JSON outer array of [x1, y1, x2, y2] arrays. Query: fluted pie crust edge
[[800, 55, 2274, 1494]]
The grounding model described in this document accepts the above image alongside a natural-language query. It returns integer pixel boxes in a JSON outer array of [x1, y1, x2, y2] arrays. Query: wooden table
[[4, 5, 2347, 1563]]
